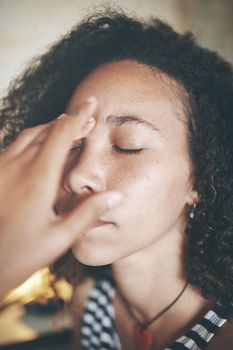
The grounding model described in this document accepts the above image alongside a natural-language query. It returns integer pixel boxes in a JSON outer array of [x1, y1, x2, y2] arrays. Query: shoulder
[[206, 315, 233, 350]]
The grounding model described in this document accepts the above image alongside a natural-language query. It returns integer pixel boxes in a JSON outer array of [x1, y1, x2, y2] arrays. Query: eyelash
[[113, 146, 143, 155], [70, 144, 143, 155]]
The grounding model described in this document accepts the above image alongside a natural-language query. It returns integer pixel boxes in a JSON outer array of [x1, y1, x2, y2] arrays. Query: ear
[[186, 189, 199, 206]]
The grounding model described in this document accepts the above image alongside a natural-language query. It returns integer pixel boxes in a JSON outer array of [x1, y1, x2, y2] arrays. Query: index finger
[[33, 97, 97, 190]]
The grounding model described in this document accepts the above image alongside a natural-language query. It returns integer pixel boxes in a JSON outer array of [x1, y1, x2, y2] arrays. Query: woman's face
[[55, 60, 198, 265]]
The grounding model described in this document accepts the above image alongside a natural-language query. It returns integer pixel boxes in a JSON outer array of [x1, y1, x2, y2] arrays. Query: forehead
[[66, 60, 187, 127]]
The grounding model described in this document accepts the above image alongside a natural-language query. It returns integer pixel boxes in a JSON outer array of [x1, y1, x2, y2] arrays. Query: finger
[[17, 123, 54, 163], [1, 122, 53, 160], [50, 191, 123, 251], [17, 192, 122, 276], [32, 97, 97, 191], [33, 192, 122, 269]]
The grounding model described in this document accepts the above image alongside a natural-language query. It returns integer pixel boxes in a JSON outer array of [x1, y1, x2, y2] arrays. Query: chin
[[71, 223, 121, 265], [71, 244, 115, 266]]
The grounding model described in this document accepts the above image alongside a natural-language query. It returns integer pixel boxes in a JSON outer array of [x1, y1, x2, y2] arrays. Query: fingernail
[[86, 96, 97, 104], [105, 192, 123, 209]]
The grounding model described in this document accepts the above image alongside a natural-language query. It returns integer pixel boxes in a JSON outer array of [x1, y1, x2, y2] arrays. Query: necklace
[[119, 281, 188, 350]]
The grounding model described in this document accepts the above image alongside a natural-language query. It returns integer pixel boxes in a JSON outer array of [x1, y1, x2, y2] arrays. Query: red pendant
[[133, 324, 153, 350]]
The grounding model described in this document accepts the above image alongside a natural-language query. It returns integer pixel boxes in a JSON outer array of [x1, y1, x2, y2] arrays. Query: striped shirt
[[80, 279, 233, 350]]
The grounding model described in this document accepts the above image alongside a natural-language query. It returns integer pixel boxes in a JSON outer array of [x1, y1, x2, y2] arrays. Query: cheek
[[70, 158, 192, 265], [111, 157, 191, 230], [112, 155, 189, 201]]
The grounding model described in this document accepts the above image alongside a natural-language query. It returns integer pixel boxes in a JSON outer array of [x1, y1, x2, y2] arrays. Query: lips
[[87, 219, 111, 229]]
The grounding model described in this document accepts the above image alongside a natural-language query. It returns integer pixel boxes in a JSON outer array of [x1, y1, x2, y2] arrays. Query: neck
[[112, 227, 214, 328]]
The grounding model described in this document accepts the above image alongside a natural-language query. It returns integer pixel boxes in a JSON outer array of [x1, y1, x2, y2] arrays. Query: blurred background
[[0, 0, 232, 349], [0, 0, 233, 98]]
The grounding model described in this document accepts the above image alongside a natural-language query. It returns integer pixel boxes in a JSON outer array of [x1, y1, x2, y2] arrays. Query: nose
[[63, 149, 107, 199]]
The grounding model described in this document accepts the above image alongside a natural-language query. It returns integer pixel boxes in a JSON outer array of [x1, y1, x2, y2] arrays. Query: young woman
[[1, 8, 233, 350]]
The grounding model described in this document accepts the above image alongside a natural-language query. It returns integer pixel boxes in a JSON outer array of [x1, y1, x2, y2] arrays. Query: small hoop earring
[[189, 203, 197, 219]]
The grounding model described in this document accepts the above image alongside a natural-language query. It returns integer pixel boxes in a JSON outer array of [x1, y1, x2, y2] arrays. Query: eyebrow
[[106, 115, 159, 132]]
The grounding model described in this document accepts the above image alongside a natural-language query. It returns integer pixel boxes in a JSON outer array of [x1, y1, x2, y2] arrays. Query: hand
[[0, 97, 122, 301]]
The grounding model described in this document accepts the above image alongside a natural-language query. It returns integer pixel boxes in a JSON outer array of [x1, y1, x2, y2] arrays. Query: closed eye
[[112, 145, 143, 155], [70, 142, 143, 155]]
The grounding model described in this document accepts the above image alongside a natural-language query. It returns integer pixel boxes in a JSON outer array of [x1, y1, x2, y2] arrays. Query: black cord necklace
[[119, 281, 188, 350]]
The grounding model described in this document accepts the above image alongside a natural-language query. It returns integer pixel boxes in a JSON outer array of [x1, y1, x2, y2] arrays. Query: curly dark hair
[[1, 7, 233, 303]]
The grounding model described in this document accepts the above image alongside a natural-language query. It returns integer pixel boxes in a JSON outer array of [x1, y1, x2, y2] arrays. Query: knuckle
[[53, 119, 73, 137], [54, 116, 70, 129]]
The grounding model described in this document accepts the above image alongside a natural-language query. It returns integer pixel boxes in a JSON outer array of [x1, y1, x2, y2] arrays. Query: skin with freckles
[[55, 60, 198, 266], [54, 60, 215, 349]]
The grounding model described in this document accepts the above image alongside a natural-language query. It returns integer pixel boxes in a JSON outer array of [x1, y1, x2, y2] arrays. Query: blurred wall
[[0, 0, 232, 97]]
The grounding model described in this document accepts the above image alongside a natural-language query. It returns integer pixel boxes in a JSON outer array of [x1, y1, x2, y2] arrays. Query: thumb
[[49, 191, 122, 253]]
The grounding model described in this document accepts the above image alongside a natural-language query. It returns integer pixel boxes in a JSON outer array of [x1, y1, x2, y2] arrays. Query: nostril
[[63, 166, 105, 195], [81, 185, 93, 194], [63, 182, 93, 195]]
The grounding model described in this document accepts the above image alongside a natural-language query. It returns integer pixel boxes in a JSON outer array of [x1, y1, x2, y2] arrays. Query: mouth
[[87, 219, 112, 229]]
